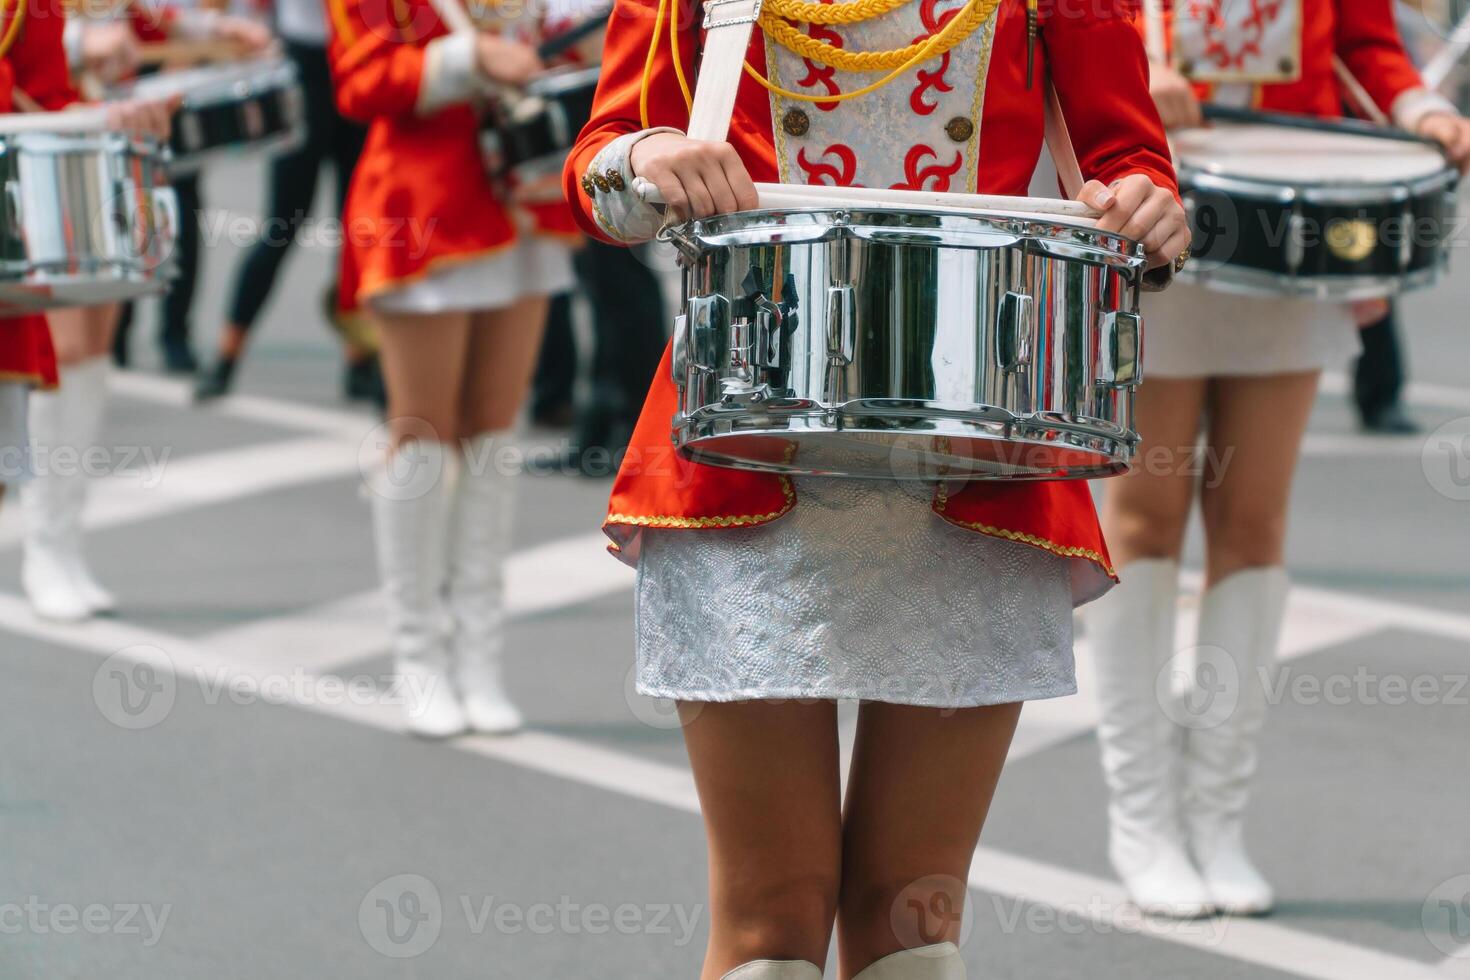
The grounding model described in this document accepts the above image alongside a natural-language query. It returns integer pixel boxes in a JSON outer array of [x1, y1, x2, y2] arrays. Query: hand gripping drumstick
[[631, 178, 1101, 221]]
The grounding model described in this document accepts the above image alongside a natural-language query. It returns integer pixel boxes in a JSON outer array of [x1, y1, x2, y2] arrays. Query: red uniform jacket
[[0, 0, 80, 389], [565, 0, 1178, 580], [325, 0, 579, 310], [1146, 0, 1430, 118]]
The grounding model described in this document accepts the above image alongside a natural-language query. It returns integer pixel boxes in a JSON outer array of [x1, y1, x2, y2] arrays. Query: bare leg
[[1198, 371, 1320, 584], [679, 700, 843, 979], [1099, 376, 1210, 568], [837, 701, 1022, 977], [461, 294, 551, 436], [372, 310, 472, 448]]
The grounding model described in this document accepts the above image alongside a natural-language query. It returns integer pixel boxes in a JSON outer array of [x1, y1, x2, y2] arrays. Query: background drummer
[[1089, 0, 1470, 921], [78, 0, 273, 372], [1, 0, 176, 622], [193, 0, 374, 404]]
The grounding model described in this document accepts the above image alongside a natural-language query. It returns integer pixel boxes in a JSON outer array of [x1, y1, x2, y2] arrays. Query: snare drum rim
[[678, 206, 1147, 271], [525, 63, 604, 97], [1178, 160, 1459, 205]]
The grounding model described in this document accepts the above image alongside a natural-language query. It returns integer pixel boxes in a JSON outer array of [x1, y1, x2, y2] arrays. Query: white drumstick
[[1423, 7, 1470, 92], [632, 178, 1100, 220]]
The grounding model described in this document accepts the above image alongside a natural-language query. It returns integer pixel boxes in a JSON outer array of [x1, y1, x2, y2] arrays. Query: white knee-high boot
[[20, 357, 116, 621], [1089, 559, 1214, 918], [448, 433, 522, 734], [1184, 567, 1288, 915], [720, 961, 823, 980], [371, 442, 467, 738], [852, 942, 964, 979]]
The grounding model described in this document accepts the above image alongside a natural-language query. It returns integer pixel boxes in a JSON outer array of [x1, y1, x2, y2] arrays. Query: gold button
[[581, 174, 596, 196], [944, 116, 974, 143], [604, 167, 626, 192], [781, 108, 810, 137], [592, 172, 611, 193], [1279, 56, 1295, 74]]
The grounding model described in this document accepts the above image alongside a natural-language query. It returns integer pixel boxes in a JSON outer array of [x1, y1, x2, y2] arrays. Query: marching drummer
[[1088, 0, 1470, 921], [564, 1, 1187, 978], [326, 0, 581, 737], [1, 0, 175, 620]]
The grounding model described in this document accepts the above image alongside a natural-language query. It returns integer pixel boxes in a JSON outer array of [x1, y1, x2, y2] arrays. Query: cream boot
[[720, 961, 823, 979], [1184, 567, 1289, 916], [1090, 559, 1214, 918], [20, 358, 116, 621], [853, 942, 965, 979], [371, 442, 466, 738], [448, 434, 523, 734]]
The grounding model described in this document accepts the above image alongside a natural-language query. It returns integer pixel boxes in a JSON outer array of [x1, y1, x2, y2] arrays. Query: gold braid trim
[[0, 0, 27, 63], [759, 0, 997, 73], [606, 474, 795, 531], [769, 0, 909, 24], [932, 483, 1117, 578]]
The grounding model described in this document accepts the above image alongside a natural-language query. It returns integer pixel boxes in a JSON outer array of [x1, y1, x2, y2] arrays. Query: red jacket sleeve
[[326, 0, 436, 122], [129, 3, 175, 43], [562, 0, 699, 242], [1044, 0, 1177, 196], [1, 0, 81, 111], [1335, 0, 1425, 117]]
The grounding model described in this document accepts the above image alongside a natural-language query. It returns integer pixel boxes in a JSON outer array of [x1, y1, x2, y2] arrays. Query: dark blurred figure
[[532, 240, 667, 475], [1354, 305, 1418, 434], [194, 0, 373, 404], [113, 174, 202, 372]]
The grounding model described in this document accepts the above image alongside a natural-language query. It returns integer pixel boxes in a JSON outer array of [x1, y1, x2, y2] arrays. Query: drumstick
[[9, 87, 43, 113], [137, 39, 253, 66], [1332, 56, 1389, 127], [1422, 6, 1470, 92], [633, 179, 1101, 220], [1201, 104, 1442, 148]]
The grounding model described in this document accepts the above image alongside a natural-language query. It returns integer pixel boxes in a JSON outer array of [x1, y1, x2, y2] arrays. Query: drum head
[[121, 58, 297, 105], [1173, 123, 1450, 184]]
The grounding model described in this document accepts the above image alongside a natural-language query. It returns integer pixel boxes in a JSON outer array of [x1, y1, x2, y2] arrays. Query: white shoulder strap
[[687, 0, 762, 141]]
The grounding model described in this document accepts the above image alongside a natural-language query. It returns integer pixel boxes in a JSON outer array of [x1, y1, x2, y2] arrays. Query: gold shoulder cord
[[0, 0, 27, 63]]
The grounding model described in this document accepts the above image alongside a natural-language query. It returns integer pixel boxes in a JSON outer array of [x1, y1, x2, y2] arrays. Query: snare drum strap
[[1042, 83, 1084, 200], [687, 0, 762, 143]]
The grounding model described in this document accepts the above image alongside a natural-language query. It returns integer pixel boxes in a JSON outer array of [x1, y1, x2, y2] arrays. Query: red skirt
[[0, 314, 59, 389]]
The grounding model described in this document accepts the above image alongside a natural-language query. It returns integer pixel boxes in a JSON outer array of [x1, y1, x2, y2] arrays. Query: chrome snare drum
[[1177, 125, 1458, 299], [665, 206, 1148, 481], [0, 114, 177, 310], [119, 58, 305, 175]]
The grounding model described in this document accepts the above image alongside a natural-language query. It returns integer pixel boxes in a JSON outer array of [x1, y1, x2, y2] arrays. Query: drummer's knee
[[1105, 497, 1190, 562], [1200, 494, 1287, 569]]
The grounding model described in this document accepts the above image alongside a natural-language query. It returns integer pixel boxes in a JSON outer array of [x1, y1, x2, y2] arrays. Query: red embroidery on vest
[[1188, 0, 1286, 72], [797, 144, 859, 186], [796, 1, 844, 111], [889, 145, 963, 191], [909, 0, 958, 115]]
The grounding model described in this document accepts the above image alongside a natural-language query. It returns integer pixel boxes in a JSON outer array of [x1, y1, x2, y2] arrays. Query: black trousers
[[1353, 307, 1406, 421], [226, 40, 367, 329]]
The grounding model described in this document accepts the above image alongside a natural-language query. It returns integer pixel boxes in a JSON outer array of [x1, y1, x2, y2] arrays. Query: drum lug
[[1286, 211, 1307, 273], [684, 295, 726, 377], [3, 179, 21, 234], [826, 284, 855, 364], [1096, 310, 1143, 389], [996, 291, 1033, 372]]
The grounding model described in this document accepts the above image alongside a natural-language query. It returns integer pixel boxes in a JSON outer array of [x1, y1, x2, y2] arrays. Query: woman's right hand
[[628, 133, 758, 220], [1149, 62, 1202, 130], [474, 34, 544, 87], [105, 95, 180, 141]]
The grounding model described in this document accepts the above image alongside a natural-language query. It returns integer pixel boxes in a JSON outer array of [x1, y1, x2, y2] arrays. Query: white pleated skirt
[[1142, 281, 1360, 378], [370, 236, 576, 316]]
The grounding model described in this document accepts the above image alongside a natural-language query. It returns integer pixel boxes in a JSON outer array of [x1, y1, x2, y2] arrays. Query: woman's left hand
[[1418, 112, 1470, 173], [105, 95, 181, 141], [1077, 173, 1190, 271]]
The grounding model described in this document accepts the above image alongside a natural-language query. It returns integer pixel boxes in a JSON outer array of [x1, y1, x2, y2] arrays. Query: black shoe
[[194, 358, 237, 402], [1359, 402, 1420, 435], [162, 339, 199, 375], [344, 357, 386, 408]]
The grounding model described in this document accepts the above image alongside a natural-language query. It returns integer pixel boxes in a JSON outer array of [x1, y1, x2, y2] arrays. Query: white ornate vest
[[763, 0, 1000, 191], [1170, 0, 1303, 85]]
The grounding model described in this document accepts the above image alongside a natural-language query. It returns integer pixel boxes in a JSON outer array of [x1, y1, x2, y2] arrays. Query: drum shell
[[668, 208, 1145, 481], [484, 65, 600, 182], [0, 131, 177, 311], [1180, 163, 1459, 300]]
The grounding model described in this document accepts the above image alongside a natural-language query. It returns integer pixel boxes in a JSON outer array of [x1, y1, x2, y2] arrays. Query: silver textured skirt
[[634, 478, 1097, 708]]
